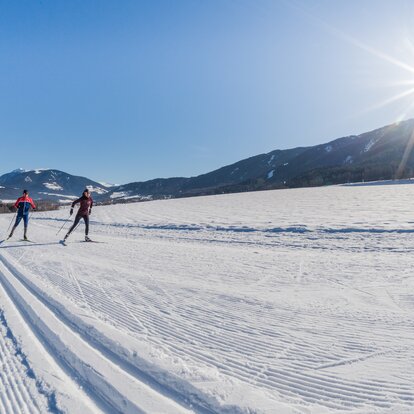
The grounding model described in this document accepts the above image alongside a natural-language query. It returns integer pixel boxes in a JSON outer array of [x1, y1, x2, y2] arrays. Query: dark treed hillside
[[2, 119, 414, 203]]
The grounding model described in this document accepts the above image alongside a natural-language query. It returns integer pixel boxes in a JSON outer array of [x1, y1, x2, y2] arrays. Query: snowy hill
[[0, 169, 109, 202], [0, 185, 413, 413], [3, 119, 414, 204], [105, 118, 414, 200]]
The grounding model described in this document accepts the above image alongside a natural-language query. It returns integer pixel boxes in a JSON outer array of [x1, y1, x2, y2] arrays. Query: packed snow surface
[[0, 185, 413, 413], [0, 310, 49, 413], [342, 178, 414, 186]]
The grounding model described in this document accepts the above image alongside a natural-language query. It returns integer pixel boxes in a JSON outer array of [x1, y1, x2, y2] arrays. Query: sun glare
[[288, 1, 414, 177]]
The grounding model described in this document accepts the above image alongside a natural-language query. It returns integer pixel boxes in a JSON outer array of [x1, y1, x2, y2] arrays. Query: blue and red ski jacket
[[14, 196, 36, 215]]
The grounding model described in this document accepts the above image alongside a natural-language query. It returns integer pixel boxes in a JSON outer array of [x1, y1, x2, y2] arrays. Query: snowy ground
[[0, 185, 413, 413]]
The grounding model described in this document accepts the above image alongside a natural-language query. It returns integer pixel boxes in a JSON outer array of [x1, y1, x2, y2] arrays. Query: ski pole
[[56, 216, 72, 236], [6, 211, 17, 236]]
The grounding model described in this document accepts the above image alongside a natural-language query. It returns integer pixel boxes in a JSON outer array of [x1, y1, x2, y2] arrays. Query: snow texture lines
[[0, 254, 195, 414], [1, 184, 414, 413], [0, 310, 50, 414], [7, 236, 414, 413]]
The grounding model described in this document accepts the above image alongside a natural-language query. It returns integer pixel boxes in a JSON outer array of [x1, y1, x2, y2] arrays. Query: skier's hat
[[23, 189, 28, 194], [83, 188, 90, 193]]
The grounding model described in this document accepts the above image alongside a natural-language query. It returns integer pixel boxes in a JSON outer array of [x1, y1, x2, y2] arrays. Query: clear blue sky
[[2, 0, 414, 184]]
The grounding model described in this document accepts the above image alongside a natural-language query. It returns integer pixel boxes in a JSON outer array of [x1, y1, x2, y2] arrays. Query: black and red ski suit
[[66, 195, 93, 236]]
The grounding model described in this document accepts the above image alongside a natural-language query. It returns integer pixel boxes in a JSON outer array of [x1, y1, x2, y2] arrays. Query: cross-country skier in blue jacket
[[8, 190, 36, 240]]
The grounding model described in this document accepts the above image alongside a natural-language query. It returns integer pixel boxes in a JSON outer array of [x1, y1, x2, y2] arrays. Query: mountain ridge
[[2, 118, 414, 203], [0, 169, 109, 202]]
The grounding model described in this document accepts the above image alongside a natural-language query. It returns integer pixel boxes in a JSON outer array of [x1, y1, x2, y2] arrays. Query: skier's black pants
[[67, 214, 89, 236]]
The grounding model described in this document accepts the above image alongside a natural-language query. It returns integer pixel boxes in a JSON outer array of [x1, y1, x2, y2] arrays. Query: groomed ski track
[[0, 306, 50, 414], [0, 272, 101, 414], [0, 251, 198, 413], [0, 185, 414, 413]]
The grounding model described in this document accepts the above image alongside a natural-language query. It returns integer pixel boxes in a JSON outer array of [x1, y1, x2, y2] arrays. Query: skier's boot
[[23, 228, 28, 241], [85, 235, 91, 242]]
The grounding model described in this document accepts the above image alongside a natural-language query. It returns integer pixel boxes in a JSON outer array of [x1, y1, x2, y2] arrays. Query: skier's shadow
[[0, 242, 60, 249]]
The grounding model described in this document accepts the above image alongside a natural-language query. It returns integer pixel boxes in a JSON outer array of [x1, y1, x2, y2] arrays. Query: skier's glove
[[89, 209, 92, 215], [70, 208, 73, 216]]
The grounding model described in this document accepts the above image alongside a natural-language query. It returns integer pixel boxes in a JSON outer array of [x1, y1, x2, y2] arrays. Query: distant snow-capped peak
[[98, 181, 117, 188]]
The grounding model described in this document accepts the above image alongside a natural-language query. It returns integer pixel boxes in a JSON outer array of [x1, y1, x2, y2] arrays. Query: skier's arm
[[89, 198, 94, 214], [29, 198, 36, 210], [71, 197, 82, 208], [14, 198, 21, 209], [70, 197, 81, 216]]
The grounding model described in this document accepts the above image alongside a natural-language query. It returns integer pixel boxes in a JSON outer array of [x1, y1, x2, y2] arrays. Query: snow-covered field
[[0, 185, 413, 413]]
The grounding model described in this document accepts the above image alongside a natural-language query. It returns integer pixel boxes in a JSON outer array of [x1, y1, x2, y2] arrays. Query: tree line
[[0, 200, 60, 214]]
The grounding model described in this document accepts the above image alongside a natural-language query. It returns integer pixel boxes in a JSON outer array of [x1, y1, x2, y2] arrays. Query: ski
[[83, 239, 104, 243], [20, 239, 35, 243], [60, 239, 104, 244]]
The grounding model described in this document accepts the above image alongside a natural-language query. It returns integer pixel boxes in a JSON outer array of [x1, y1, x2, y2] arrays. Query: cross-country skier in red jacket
[[63, 189, 94, 242], [9, 189, 36, 240]]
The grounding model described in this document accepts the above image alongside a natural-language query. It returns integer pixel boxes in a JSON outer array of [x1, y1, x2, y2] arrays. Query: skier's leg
[[83, 216, 90, 241], [64, 215, 81, 240], [23, 214, 29, 240], [9, 215, 22, 238], [84, 216, 89, 236]]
